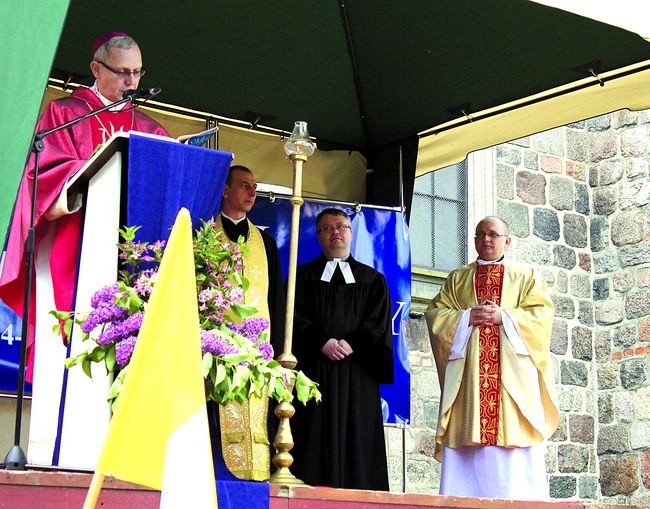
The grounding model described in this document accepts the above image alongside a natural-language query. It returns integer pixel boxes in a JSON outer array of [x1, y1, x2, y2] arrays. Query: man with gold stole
[[214, 165, 285, 347], [425, 216, 559, 500], [207, 165, 285, 479]]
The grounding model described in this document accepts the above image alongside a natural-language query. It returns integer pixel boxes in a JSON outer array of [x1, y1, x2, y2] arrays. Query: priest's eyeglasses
[[475, 232, 508, 240], [97, 60, 146, 79], [318, 224, 352, 234]]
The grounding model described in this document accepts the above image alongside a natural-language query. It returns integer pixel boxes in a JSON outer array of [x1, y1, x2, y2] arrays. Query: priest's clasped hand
[[321, 338, 354, 361], [469, 300, 503, 327]]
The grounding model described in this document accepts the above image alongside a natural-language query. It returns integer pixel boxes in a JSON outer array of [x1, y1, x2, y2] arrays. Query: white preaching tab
[[321, 258, 356, 284]]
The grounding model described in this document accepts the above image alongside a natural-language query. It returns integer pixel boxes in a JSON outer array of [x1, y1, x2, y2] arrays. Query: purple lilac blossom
[[228, 287, 244, 305], [134, 269, 157, 297], [81, 304, 129, 334], [227, 317, 269, 342], [198, 289, 212, 304], [115, 335, 137, 366], [96, 313, 144, 345], [212, 290, 225, 308], [200, 330, 239, 356], [90, 283, 121, 308], [257, 341, 274, 361]]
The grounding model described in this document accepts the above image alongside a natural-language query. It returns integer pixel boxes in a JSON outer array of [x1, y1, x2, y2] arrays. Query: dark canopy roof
[[52, 0, 650, 152]]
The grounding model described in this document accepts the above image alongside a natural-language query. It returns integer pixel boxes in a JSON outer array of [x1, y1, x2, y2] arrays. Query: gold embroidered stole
[[474, 263, 504, 446], [215, 215, 271, 339]]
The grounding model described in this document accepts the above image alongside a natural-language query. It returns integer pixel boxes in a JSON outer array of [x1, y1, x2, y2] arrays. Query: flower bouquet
[[51, 219, 320, 407]]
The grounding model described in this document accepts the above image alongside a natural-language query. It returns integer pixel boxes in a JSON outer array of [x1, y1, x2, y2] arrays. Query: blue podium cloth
[[126, 135, 271, 506], [126, 134, 233, 242], [215, 455, 270, 508]]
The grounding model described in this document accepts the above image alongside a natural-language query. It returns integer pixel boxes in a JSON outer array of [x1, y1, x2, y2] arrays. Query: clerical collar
[[90, 82, 128, 111], [321, 256, 355, 284], [221, 212, 247, 225], [477, 254, 505, 265]]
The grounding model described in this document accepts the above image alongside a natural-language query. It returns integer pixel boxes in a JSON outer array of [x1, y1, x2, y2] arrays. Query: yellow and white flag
[[95, 208, 217, 508]]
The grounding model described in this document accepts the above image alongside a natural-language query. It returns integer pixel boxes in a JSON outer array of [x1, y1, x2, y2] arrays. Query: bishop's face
[[91, 46, 143, 102], [317, 214, 352, 259]]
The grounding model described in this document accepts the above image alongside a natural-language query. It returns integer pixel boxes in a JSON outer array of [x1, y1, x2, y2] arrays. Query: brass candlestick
[[270, 121, 314, 484]]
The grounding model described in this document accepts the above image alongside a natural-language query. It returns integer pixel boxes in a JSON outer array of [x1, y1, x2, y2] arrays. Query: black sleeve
[[260, 229, 286, 359]]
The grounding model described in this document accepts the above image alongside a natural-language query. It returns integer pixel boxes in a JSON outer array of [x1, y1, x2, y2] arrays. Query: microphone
[[123, 88, 162, 100]]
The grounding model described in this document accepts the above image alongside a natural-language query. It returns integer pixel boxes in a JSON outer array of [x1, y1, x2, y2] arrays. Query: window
[[410, 161, 468, 272]]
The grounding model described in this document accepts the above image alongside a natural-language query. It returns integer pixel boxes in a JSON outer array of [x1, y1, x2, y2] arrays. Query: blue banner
[[0, 300, 31, 393], [248, 197, 411, 424]]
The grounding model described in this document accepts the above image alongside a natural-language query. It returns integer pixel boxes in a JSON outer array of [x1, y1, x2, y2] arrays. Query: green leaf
[[63, 319, 73, 340], [48, 310, 71, 321], [107, 373, 124, 401], [215, 363, 227, 385], [230, 304, 257, 319], [202, 352, 213, 378], [81, 359, 93, 379], [105, 347, 116, 373]]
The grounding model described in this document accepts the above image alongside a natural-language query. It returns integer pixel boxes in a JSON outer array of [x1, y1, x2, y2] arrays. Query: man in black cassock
[[291, 208, 394, 490]]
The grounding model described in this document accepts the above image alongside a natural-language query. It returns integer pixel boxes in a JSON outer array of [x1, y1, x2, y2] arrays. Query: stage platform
[[0, 470, 642, 508]]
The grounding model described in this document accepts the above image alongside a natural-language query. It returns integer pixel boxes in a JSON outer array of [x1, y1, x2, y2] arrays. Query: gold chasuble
[[425, 261, 559, 461], [215, 215, 271, 339]]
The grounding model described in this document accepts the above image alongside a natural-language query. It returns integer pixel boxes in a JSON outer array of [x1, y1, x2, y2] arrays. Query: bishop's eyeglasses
[[97, 60, 146, 79], [317, 224, 352, 234]]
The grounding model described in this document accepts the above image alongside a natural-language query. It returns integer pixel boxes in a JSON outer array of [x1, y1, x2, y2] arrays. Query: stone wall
[[390, 110, 650, 504]]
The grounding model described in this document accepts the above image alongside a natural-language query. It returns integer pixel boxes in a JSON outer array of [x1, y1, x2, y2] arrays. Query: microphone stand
[[2, 92, 140, 470]]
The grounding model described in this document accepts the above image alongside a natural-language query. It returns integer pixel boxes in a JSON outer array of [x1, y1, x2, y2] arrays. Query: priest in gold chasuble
[[206, 165, 285, 477], [425, 216, 558, 500], [214, 165, 285, 351]]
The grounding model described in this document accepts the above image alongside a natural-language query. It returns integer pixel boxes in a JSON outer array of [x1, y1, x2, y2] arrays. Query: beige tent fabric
[[417, 60, 650, 176], [42, 87, 367, 202]]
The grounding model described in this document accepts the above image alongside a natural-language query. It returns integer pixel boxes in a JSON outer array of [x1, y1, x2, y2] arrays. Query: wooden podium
[[28, 133, 233, 469]]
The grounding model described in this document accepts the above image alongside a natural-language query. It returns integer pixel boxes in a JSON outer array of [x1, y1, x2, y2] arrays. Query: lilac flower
[[134, 269, 157, 297], [96, 313, 143, 345], [81, 303, 128, 334], [115, 335, 137, 366], [200, 330, 239, 356], [228, 287, 244, 305], [90, 283, 121, 308], [212, 291, 225, 308], [257, 341, 274, 361], [198, 289, 212, 303], [227, 317, 269, 342]]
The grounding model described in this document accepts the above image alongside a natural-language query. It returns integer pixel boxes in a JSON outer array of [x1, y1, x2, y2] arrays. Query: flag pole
[[82, 472, 105, 509]]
